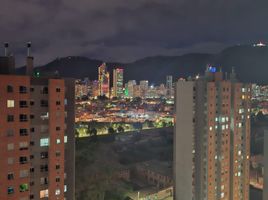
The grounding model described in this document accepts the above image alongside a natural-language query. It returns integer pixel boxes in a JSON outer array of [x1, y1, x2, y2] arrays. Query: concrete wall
[[174, 81, 194, 200]]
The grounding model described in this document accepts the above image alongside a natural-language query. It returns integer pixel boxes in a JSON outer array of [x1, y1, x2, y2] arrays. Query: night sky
[[1, 0, 267, 65]]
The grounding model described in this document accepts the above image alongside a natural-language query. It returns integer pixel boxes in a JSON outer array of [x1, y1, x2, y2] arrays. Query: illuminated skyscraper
[[126, 80, 136, 98], [140, 80, 149, 98], [166, 75, 173, 98], [113, 68, 124, 98], [174, 67, 251, 200], [98, 63, 110, 97]]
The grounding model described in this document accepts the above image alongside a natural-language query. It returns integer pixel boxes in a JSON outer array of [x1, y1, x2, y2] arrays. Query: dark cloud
[[0, 0, 267, 66]]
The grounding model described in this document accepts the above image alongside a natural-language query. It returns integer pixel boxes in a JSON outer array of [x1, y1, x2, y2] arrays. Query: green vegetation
[[76, 120, 174, 138]]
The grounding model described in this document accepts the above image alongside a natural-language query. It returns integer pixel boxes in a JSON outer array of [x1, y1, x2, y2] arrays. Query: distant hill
[[17, 45, 268, 84]]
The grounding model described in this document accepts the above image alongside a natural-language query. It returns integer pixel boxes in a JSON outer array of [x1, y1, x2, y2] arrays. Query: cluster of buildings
[[75, 63, 174, 99], [0, 43, 75, 200]]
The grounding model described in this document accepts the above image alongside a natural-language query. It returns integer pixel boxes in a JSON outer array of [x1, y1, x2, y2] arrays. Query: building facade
[[98, 63, 110, 97], [174, 67, 251, 200], [0, 47, 75, 200], [112, 68, 124, 98], [166, 75, 173, 98]]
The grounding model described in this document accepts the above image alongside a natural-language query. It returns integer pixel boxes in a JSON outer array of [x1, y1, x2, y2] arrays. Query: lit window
[[238, 150, 241, 156], [55, 189, 61, 195], [238, 172, 241, 177], [7, 143, 14, 151], [215, 125, 218, 129], [215, 117, 218, 122], [19, 183, 29, 192], [222, 125, 225, 130], [7, 100, 15, 108], [40, 112, 49, 120], [40, 189, 49, 198], [56, 139, 61, 144], [209, 126, 213, 131], [238, 123, 242, 128], [64, 136, 68, 143], [221, 118, 225, 123], [226, 117, 229, 122], [64, 185, 67, 192], [40, 138, 49, 147], [221, 192, 225, 198], [19, 142, 28, 150]]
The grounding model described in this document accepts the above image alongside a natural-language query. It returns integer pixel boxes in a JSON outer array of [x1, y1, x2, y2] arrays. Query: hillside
[[17, 45, 268, 84]]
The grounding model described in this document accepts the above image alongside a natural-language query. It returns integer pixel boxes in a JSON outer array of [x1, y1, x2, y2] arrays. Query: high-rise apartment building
[[126, 80, 136, 98], [98, 63, 110, 97], [112, 68, 124, 98], [166, 75, 173, 98], [0, 43, 75, 200], [140, 80, 149, 98], [174, 67, 251, 200]]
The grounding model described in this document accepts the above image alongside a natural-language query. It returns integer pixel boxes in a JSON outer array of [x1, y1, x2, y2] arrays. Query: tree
[[90, 128, 98, 136], [117, 126, 125, 133], [108, 127, 116, 134], [75, 130, 80, 138]]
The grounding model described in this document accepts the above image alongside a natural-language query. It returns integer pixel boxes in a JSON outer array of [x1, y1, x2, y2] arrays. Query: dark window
[[19, 157, 28, 164], [19, 114, 28, 122], [30, 155, 34, 159], [30, 181, 34, 186], [40, 152, 48, 159], [30, 115, 34, 119], [56, 127, 61, 131], [40, 100, 48, 107], [56, 165, 60, 170], [19, 86, 27, 94], [7, 129, 14, 137], [7, 173, 14, 180], [56, 177, 60, 182], [56, 88, 61, 92], [40, 164, 48, 172], [30, 87, 34, 92], [30, 194, 34, 199], [41, 87, 48, 94], [30, 141, 35, 146], [55, 151, 61, 157], [7, 85, 13, 93], [30, 101, 34, 106], [56, 101, 61, 105], [30, 168, 34, 173], [7, 115, 14, 122], [19, 101, 28, 108], [30, 128, 35, 133], [7, 187, 14, 194]]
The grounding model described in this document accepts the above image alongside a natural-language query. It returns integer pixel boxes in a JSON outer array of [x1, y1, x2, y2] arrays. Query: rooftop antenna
[[27, 42, 31, 57], [4, 42, 9, 56]]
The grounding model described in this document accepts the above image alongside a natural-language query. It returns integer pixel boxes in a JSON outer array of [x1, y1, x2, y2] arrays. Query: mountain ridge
[[17, 45, 268, 84]]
